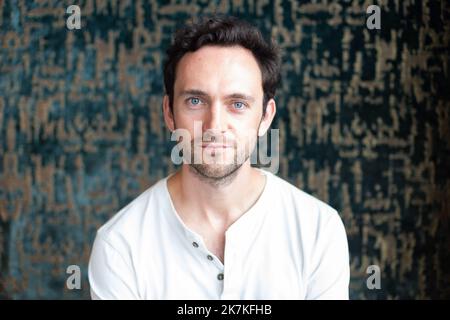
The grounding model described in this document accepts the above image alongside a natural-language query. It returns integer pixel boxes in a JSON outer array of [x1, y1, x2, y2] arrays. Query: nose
[[203, 102, 227, 133]]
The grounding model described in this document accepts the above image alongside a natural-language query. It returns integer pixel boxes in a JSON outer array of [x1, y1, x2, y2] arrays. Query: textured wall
[[0, 0, 449, 299]]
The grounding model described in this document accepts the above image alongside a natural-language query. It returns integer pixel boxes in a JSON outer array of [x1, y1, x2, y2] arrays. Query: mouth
[[201, 143, 232, 149]]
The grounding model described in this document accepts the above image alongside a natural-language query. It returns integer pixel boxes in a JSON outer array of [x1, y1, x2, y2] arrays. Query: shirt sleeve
[[305, 211, 350, 300], [88, 233, 140, 300]]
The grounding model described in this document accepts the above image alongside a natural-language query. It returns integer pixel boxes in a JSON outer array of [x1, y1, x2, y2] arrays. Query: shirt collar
[[162, 169, 272, 248]]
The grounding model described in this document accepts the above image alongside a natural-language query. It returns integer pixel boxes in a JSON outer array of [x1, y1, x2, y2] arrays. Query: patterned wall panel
[[0, 0, 449, 299]]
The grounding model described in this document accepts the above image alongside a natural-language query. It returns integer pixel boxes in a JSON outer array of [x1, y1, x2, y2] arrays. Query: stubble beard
[[188, 138, 255, 187]]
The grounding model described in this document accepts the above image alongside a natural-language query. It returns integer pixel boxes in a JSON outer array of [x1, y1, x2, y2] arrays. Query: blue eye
[[190, 97, 201, 105], [233, 102, 245, 110]]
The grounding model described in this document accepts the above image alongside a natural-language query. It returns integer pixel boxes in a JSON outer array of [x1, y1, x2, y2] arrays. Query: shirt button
[[192, 242, 199, 248], [207, 255, 213, 261], [217, 273, 224, 281]]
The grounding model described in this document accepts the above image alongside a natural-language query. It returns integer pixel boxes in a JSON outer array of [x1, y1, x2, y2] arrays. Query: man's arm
[[305, 211, 350, 300], [88, 233, 140, 300]]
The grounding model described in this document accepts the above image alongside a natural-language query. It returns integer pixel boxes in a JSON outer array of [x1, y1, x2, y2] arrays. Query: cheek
[[173, 115, 203, 141], [173, 109, 192, 129], [234, 126, 259, 147], [233, 116, 261, 137], [174, 106, 204, 124]]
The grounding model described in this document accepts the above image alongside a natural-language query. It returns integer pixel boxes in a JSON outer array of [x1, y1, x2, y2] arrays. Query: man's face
[[166, 45, 268, 180]]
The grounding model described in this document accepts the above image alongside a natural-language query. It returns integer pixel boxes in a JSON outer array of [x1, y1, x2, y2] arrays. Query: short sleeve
[[88, 233, 140, 300], [305, 211, 350, 300]]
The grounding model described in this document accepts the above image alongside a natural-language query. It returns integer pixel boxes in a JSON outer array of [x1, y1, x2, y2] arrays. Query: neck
[[168, 162, 266, 232]]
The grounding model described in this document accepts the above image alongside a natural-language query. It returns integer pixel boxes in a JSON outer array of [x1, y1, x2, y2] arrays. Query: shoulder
[[265, 172, 348, 272], [95, 177, 168, 247], [265, 171, 344, 231], [267, 171, 338, 217]]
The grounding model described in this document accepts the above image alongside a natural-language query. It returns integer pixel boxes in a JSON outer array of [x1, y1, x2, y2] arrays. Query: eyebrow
[[178, 89, 256, 102]]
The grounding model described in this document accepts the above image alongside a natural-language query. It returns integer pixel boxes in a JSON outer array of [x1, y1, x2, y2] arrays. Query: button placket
[[190, 237, 227, 284], [221, 241, 239, 295]]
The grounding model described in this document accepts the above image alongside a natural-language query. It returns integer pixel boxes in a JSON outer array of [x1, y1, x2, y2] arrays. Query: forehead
[[174, 45, 263, 96]]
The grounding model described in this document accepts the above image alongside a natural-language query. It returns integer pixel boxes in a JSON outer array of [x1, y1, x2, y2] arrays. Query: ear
[[163, 95, 175, 131], [258, 98, 276, 136]]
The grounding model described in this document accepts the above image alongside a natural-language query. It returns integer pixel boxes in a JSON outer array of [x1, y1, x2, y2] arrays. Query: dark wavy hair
[[163, 15, 281, 116]]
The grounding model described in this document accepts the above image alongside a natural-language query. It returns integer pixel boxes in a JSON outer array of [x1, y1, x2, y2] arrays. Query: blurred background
[[0, 0, 449, 299]]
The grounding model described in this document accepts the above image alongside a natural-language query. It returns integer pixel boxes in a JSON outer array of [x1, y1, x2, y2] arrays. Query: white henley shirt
[[88, 169, 350, 299]]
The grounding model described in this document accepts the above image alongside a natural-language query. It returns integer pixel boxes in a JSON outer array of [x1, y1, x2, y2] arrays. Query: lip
[[201, 143, 232, 148]]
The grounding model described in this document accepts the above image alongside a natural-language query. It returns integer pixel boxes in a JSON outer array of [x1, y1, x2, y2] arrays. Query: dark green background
[[0, 0, 449, 299]]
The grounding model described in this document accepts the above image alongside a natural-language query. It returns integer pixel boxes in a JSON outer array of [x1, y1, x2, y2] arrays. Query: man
[[88, 15, 350, 299]]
